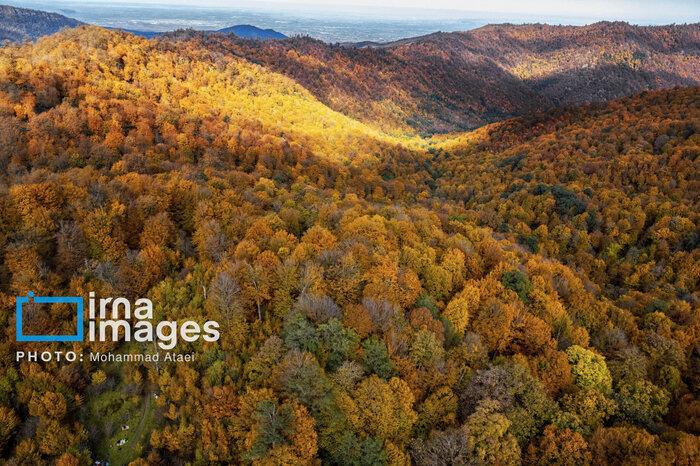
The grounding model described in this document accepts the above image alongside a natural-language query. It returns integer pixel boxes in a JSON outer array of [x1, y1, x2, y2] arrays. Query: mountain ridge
[[167, 21, 699, 133], [1, 5, 697, 135]]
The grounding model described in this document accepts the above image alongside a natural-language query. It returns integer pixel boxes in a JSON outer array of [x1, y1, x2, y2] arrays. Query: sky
[[21, 0, 700, 24]]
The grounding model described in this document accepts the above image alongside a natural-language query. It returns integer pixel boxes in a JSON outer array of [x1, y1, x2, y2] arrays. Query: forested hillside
[[434, 86, 699, 301], [0, 25, 698, 465], [169, 22, 699, 133]]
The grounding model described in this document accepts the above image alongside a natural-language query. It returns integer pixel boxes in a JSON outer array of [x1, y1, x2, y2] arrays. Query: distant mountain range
[[0, 4, 82, 42], [120, 24, 286, 40], [214, 25, 286, 40], [0, 4, 286, 42]]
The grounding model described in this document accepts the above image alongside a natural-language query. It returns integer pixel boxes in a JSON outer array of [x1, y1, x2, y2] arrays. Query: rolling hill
[[0, 4, 82, 42]]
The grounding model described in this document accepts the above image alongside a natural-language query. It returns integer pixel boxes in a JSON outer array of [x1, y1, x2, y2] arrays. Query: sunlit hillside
[[0, 27, 428, 168]]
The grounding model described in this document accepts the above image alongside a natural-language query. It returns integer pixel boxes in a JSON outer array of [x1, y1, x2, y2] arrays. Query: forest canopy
[[0, 25, 698, 465]]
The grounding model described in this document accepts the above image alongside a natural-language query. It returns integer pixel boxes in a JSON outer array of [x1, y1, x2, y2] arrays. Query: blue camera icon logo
[[16, 292, 84, 342]]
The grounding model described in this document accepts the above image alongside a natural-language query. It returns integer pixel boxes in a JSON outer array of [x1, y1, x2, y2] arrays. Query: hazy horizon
[[9, 0, 700, 23], [4, 0, 699, 43]]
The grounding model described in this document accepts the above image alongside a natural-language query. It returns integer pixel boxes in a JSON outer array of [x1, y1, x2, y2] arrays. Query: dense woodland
[[0, 25, 698, 465]]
